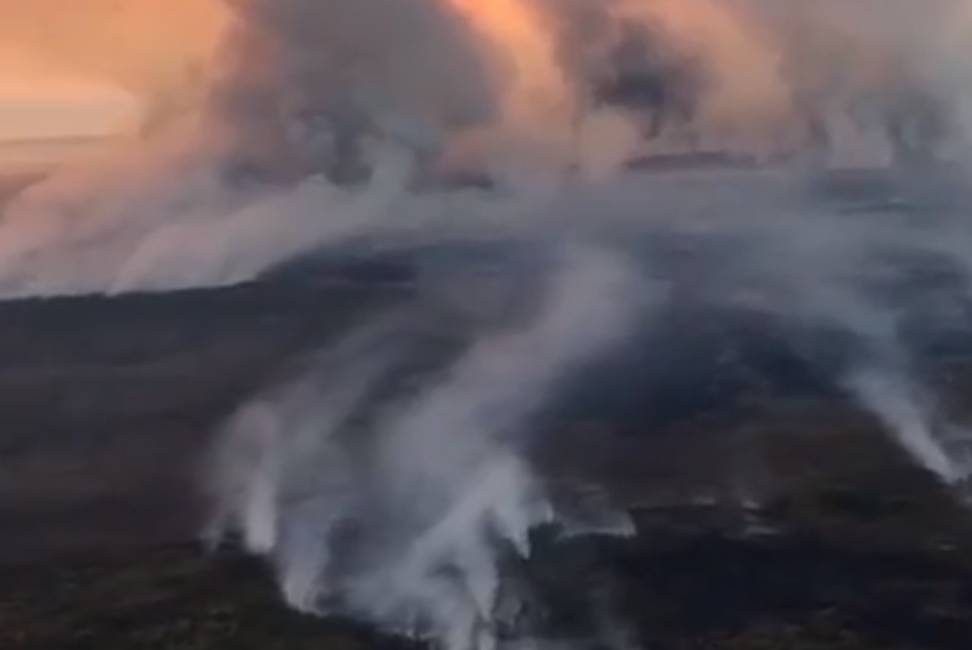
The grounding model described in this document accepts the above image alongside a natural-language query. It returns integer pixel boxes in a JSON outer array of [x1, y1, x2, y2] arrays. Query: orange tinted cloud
[[0, 0, 229, 129], [444, 0, 573, 140], [0, 0, 228, 87]]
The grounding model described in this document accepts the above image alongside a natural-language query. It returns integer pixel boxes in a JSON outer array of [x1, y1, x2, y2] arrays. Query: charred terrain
[[4, 167, 972, 650]]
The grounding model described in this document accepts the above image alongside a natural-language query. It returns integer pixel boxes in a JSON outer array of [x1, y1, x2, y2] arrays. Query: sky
[[0, 79, 140, 142], [0, 0, 227, 146]]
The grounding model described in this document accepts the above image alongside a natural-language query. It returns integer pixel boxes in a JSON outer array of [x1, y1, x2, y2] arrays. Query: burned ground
[[4, 168, 972, 649]]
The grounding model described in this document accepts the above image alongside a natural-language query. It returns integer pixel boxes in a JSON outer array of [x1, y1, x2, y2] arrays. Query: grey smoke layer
[[0, 1, 971, 293], [2, 1, 972, 296], [5, 2, 972, 648]]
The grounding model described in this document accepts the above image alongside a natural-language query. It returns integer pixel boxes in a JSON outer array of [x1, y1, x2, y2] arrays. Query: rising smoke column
[[211, 0, 503, 182], [207, 245, 649, 650]]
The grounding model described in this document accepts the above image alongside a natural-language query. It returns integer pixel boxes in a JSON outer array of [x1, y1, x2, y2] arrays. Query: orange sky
[[5, 0, 958, 163], [0, 78, 140, 142], [445, 0, 572, 130], [0, 0, 784, 149], [0, 0, 228, 143]]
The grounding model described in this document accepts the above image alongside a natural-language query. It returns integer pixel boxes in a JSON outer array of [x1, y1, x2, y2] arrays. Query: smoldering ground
[[6, 2, 972, 650]]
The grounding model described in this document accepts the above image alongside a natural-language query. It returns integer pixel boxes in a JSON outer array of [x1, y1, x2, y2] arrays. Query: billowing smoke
[[3, 1, 972, 296], [211, 0, 499, 182], [5, 2, 972, 648]]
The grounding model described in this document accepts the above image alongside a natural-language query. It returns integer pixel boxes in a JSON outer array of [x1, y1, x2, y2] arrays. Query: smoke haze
[[209, 245, 646, 649], [6, 2, 972, 648], [4, 1, 972, 297]]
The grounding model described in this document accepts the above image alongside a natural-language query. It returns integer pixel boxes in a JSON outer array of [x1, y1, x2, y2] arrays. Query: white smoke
[[207, 245, 649, 650], [5, 3, 972, 645], [845, 367, 964, 482]]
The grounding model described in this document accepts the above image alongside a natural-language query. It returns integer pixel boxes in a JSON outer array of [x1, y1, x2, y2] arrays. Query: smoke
[[212, 0, 499, 179], [845, 367, 963, 482], [209, 166, 972, 649], [4, 1, 972, 297], [6, 2, 972, 646], [207, 245, 648, 650]]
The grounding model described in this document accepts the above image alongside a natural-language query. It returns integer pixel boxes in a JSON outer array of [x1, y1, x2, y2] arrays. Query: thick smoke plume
[[3, 1, 972, 296], [6, 2, 972, 648]]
